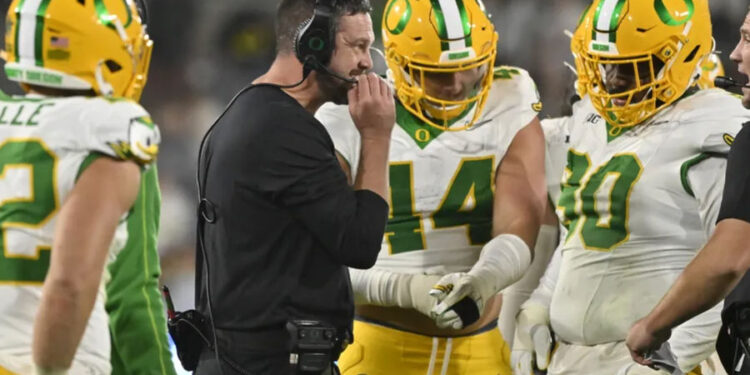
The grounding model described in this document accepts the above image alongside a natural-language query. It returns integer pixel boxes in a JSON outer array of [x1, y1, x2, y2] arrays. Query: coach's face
[[730, 11, 750, 109], [318, 13, 375, 105]]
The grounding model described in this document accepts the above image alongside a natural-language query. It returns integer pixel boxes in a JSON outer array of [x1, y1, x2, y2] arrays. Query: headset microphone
[[305, 57, 358, 84], [714, 76, 750, 89]]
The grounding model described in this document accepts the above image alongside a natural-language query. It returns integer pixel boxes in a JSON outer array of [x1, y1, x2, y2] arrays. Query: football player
[[0, 1, 173, 374], [512, 1, 750, 374], [315, 0, 548, 374]]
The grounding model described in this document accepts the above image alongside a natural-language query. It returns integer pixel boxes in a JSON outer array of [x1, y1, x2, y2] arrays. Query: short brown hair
[[275, 0, 372, 55]]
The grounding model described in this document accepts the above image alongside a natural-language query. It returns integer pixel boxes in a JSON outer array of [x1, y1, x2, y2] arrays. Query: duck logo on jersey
[[107, 116, 160, 165]]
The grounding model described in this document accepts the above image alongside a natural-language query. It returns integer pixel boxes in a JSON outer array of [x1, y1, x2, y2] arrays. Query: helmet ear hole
[[77, 0, 85, 5], [683, 45, 700, 63], [105, 60, 122, 73]]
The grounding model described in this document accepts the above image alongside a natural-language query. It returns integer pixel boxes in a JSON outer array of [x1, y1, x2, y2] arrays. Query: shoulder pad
[[488, 66, 543, 115], [83, 99, 161, 165], [668, 89, 750, 155]]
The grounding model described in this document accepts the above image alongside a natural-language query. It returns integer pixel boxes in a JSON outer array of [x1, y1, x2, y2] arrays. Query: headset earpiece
[[294, 0, 336, 73]]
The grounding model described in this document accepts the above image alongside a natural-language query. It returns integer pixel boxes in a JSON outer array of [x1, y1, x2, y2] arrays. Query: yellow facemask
[[383, 0, 497, 131]]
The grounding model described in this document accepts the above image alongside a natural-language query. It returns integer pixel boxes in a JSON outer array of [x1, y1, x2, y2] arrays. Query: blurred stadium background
[[0, 1, 746, 372]]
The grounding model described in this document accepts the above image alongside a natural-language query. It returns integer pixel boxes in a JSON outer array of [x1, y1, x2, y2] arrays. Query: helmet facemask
[[390, 44, 496, 131], [383, 0, 498, 132], [574, 0, 712, 135], [578, 46, 668, 133]]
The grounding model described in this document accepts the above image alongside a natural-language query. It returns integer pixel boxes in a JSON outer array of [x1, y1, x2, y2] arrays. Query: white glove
[[429, 234, 531, 330], [511, 303, 553, 375], [349, 268, 442, 318], [428, 272, 492, 329]]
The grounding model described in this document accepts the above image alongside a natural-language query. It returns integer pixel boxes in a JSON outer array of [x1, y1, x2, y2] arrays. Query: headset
[[294, 0, 357, 84]]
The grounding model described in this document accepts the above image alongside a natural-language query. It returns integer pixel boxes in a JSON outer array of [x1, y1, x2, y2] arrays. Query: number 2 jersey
[[0, 94, 160, 374], [542, 89, 750, 367], [316, 67, 540, 274]]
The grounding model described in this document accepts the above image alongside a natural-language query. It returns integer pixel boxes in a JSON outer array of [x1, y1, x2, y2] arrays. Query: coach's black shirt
[[196, 85, 387, 352], [716, 123, 750, 372]]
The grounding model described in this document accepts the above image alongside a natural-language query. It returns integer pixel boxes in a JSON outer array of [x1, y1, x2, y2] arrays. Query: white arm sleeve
[[523, 241, 562, 310], [668, 157, 727, 371], [499, 224, 558, 344], [349, 268, 441, 315]]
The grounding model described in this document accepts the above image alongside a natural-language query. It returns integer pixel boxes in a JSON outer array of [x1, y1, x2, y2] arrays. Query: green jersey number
[[0, 139, 58, 284], [557, 149, 643, 251], [386, 157, 494, 254]]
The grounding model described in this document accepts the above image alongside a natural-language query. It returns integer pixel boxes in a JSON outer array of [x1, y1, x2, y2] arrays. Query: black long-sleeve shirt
[[716, 123, 750, 373], [195, 84, 387, 351]]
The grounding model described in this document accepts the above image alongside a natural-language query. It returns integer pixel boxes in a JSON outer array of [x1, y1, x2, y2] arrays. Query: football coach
[[193, 0, 395, 374], [626, 6, 750, 374]]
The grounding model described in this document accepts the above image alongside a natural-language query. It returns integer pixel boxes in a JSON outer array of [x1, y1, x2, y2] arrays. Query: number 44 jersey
[[0, 94, 159, 373], [316, 67, 541, 274], [543, 89, 750, 350]]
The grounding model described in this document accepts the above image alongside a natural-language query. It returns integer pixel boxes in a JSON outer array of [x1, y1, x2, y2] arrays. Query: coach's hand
[[626, 317, 670, 368], [349, 73, 395, 139], [511, 303, 553, 375]]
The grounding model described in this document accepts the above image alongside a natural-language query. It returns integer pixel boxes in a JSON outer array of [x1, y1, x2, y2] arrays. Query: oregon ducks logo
[[654, 0, 694, 26], [385, 0, 412, 35], [415, 128, 430, 143], [724, 133, 735, 146]]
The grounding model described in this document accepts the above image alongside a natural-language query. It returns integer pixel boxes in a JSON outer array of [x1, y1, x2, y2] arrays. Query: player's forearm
[[33, 275, 101, 370], [354, 136, 390, 200], [645, 223, 749, 336]]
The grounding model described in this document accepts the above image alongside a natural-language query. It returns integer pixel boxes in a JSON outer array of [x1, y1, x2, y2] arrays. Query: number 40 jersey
[[543, 89, 750, 369], [0, 94, 160, 374], [316, 67, 541, 274]]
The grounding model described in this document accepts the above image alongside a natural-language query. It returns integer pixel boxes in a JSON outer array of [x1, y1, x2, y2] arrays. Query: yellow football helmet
[[383, 0, 497, 131], [696, 52, 724, 89], [574, 0, 712, 133], [3, 0, 153, 101]]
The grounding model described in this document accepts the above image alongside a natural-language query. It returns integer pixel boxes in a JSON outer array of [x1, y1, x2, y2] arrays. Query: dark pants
[[194, 348, 338, 375]]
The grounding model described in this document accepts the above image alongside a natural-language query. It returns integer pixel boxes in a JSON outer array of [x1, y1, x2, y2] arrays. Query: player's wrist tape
[[468, 233, 532, 294]]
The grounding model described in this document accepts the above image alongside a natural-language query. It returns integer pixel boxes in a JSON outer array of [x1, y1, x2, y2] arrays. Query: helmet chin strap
[[95, 61, 115, 97]]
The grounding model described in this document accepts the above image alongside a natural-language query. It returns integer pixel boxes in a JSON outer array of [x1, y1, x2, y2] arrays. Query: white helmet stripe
[[596, 0, 621, 43], [437, 0, 468, 50], [17, 0, 44, 66]]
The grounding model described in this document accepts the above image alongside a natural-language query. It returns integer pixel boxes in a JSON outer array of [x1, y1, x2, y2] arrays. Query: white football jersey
[[0, 94, 160, 374], [317, 67, 541, 274], [543, 89, 750, 347]]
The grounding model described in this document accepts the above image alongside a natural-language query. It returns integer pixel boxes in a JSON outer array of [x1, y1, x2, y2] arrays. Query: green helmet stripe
[[430, 0, 449, 50], [608, 0, 626, 42], [654, 0, 694, 26], [431, 0, 472, 51], [13, 0, 27, 63], [455, 0, 472, 47], [33, 0, 51, 67], [593, 0, 626, 44]]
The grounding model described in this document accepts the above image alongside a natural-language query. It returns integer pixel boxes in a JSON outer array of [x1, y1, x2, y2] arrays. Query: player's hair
[[274, 0, 372, 55]]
